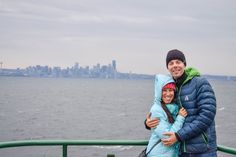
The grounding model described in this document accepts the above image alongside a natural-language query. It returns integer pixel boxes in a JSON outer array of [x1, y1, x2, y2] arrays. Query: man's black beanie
[[166, 49, 186, 68]]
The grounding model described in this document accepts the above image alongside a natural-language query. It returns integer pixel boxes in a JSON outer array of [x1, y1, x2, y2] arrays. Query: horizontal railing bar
[[217, 144, 236, 155], [0, 140, 148, 148], [0, 140, 236, 155]]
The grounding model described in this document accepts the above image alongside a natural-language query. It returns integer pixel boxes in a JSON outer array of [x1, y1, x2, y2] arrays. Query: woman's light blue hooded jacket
[[147, 74, 185, 157]]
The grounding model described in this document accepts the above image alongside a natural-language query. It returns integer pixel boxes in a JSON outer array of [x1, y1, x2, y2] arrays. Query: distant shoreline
[[1, 68, 236, 81]]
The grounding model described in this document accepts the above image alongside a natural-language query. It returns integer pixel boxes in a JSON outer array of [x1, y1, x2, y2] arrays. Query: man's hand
[[145, 112, 159, 129], [162, 132, 178, 146]]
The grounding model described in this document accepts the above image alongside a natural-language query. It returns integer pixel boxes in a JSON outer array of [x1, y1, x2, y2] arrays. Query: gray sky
[[1, 0, 236, 76]]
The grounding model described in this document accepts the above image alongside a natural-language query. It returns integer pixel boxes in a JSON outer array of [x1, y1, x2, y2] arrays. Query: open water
[[0, 77, 235, 157]]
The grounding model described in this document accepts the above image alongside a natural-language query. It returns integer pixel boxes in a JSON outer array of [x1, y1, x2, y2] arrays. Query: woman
[[147, 74, 187, 157]]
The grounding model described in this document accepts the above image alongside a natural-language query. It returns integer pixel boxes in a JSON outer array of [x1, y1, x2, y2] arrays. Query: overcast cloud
[[1, 0, 236, 75]]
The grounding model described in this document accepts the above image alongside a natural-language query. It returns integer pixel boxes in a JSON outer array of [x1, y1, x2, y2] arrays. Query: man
[[145, 49, 217, 156]]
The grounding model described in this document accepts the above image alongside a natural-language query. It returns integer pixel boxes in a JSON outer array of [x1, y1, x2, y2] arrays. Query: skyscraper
[[112, 60, 116, 71]]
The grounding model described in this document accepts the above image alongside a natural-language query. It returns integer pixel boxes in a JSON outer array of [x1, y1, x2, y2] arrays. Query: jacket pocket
[[184, 132, 209, 153]]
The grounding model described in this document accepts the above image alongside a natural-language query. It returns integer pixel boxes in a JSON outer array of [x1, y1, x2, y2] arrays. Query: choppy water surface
[[0, 77, 235, 157]]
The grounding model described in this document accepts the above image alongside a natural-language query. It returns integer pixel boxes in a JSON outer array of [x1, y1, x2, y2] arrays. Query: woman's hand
[[179, 107, 187, 117]]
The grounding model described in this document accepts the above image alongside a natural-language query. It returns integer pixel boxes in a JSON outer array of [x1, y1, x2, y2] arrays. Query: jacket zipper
[[177, 84, 187, 152], [202, 132, 209, 145], [177, 78, 190, 153]]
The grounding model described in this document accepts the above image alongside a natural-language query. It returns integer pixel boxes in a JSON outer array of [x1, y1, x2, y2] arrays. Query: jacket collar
[[175, 71, 187, 89]]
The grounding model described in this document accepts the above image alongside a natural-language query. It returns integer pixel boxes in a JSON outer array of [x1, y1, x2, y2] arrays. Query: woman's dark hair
[[161, 91, 177, 124], [161, 102, 175, 123]]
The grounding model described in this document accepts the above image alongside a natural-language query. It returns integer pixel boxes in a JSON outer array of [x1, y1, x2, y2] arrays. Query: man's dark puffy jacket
[[176, 67, 217, 154]]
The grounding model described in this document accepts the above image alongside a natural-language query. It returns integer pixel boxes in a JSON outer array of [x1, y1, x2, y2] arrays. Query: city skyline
[[0, 60, 119, 73], [1, 60, 236, 78], [0, 60, 155, 79]]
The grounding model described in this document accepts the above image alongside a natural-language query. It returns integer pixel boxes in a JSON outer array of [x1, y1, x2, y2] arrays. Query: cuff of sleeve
[[144, 119, 151, 130], [175, 133, 181, 141], [176, 115, 185, 121]]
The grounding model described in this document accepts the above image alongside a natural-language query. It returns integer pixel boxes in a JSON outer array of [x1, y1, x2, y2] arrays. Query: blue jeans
[[180, 151, 217, 157]]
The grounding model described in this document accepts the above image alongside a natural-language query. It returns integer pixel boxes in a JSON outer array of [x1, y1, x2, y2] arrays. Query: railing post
[[62, 145, 67, 157]]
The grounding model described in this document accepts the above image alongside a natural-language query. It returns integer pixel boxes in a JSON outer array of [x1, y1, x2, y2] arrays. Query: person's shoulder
[[192, 76, 214, 92], [150, 103, 162, 111], [150, 103, 164, 117], [193, 76, 210, 85]]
